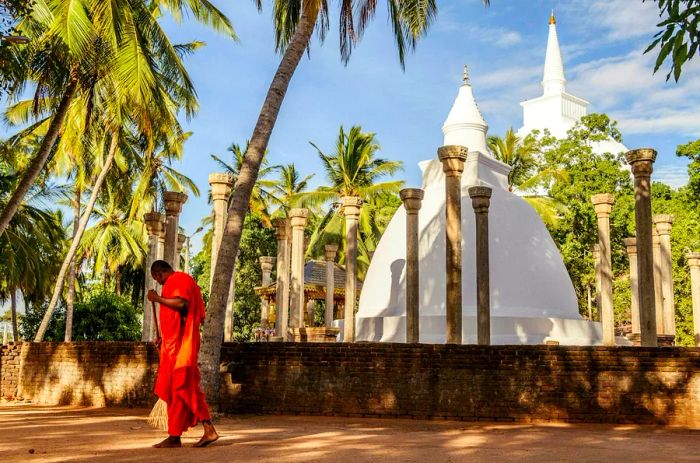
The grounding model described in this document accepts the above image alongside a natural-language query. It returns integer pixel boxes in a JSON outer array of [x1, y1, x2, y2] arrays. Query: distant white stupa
[[518, 13, 628, 155], [352, 66, 604, 345]]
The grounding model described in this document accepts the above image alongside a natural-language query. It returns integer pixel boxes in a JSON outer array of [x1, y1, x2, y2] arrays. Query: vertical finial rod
[[463, 64, 469, 85]]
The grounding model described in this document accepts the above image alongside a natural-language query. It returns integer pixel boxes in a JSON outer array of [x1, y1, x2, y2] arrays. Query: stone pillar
[[469, 186, 492, 346], [176, 233, 186, 271], [438, 145, 467, 344], [142, 212, 164, 341], [342, 197, 362, 342], [591, 193, 615, 346], [259, 257, 275, 327], [209, 174, 234, 281], [400, 188, 424, 344], [625, 149, 658, 347], [163, 191, 187, 268], [654, 214, 676, 337], [592, 244, 602, 313], [652, 228, 665, 334], [306, 299, 316, 327], [289, 208, 309, 330], [156, 222, 166, 261], [687, 252, 700, 347], [324, 244, 338, 328], [624, 238, 640, 335], [273, 219, 290, 341]]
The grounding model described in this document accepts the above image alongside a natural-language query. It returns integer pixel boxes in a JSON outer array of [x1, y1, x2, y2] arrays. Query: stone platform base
[[626, 333, 675, 347], [288, 327, 340, 342], [343, 315, 608, 345]]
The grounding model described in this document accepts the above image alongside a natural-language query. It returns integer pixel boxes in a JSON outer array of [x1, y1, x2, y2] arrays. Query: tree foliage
[[645, 0, 700, 81]]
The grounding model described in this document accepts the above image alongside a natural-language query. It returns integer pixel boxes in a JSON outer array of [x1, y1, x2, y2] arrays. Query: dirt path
[[1, 404, 699, 463]]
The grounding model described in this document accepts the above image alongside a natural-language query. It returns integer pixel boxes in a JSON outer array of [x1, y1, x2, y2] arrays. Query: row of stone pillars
[[591, 149, 700, 347], [269, 201, 359, 341], [141, 192, 189, 341], [399, 145, 494, 345]]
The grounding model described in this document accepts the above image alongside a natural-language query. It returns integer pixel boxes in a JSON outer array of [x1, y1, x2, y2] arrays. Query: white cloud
[[654, 164, 690, 189], [566, 50, 700, 136], [560, 0, 660, 42]]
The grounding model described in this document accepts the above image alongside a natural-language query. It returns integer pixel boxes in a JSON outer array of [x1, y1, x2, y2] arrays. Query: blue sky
[[152, 0, 698, 252]]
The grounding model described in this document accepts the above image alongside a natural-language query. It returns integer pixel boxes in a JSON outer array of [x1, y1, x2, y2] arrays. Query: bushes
[[20, 289, 141, 341]]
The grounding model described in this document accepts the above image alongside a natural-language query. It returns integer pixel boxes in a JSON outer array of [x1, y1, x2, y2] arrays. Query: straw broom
[[147, 300, 168, 431]]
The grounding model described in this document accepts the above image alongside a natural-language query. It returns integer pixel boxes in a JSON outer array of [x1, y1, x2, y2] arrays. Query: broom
[[147, 300, 169, 431]]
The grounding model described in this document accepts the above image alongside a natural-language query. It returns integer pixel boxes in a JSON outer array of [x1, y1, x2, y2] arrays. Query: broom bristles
[[147, 398, 168, 431]]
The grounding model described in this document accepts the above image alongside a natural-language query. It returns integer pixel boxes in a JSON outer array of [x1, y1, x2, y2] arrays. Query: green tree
[[645, 0, 700, 81], [304, 125, 403, 277], [270, 163, 314, 216]]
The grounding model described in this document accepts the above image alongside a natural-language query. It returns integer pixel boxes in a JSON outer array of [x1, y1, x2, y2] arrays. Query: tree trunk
[[10, 290, 18, 342], [34, 133, 119, 341], [0, 77, 78, 239], [64, 186, 81, 342], [199, 5, 319, 406]]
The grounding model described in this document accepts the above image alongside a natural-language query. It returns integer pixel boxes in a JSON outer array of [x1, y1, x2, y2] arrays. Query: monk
[[147, 260, 219, 448]]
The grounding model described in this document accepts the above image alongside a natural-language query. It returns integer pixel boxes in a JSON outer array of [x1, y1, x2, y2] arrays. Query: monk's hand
[[147, 290, 160, 303], [154, 336, 162, 348]]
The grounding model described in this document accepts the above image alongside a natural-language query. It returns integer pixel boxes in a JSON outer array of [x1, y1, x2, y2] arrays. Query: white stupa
[[352, 67, 604, 345], [517, 13, 627, 156]]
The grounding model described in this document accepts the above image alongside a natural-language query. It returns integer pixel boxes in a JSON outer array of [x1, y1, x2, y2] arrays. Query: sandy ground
[[1, 404, 699, 463]]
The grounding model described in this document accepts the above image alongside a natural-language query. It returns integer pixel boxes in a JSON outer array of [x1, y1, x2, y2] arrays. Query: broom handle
[[151, 301, 161, 339]]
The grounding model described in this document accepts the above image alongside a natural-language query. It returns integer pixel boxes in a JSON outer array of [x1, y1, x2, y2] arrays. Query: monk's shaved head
[[151, 260, 173, 273], [151, 260, 174, 285]]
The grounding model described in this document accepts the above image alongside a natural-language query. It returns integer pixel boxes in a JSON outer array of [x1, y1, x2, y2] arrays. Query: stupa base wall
[[339, 315, 611, 346]]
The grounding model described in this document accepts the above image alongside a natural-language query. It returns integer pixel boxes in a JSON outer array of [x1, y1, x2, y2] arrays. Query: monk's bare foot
[[153, 436, 182, 448], [193, 420, 219, 448]]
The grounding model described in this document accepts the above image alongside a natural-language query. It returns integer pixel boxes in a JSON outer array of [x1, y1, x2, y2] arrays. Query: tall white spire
[[542, 11, 566, 95], [442, 65, 489, 154]]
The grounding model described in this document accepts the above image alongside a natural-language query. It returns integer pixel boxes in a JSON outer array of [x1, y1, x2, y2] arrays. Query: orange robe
[[154, 272, 211, 436]]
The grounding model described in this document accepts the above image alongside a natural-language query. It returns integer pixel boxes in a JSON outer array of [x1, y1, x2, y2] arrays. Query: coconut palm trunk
[[10, 290, 18, 342], [199, 4, 319, 404], [34, 133, 119, 342], [0, 77, 78, 239], [64, 186, 81, 342]]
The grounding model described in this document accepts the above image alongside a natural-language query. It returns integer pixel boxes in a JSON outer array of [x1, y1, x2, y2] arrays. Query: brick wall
[[3, 342, 700, 426], [221, 343, 700, 426], [14, 342, 159, 407], [1, 343, 22, 399]]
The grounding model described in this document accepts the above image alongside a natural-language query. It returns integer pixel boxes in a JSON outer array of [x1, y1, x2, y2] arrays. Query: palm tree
[[488, 129, 567, 226], [304, 125, 403, 276], [78, 188, 147, 290], [270, 163, 314, 216], [211, 142, 279, 226], [0, 162, 65, 341], [204, 0, 491, 400], [0, 0, 234, 238]]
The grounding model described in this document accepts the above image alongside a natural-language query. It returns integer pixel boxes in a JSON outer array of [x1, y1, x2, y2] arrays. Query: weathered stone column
[[289, 208, 309, 330], [687, 252, 700, 347], [591, 193, 615, 346], [624, 238, 640, 335], [259, 256, 275, 327], [208, 173, 234, 282], [400, 188, 424, 343], [176, 233, 186, 271], [438, 145, 467, 344], [156, 220, 166, 261], [654, 214, 676, 337], [469, 186, 492, 346], [652, 228, 665, 334], [626, 149, 658, 347], [324, 244, 338, 328], [342, 197, 362, 343], [163, 192, 187, 267], [592, 244, 602, 313], [273, 219, 290, 341], [142, 212, 164, 341]]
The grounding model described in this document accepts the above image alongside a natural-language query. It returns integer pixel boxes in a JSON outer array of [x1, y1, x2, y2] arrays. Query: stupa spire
[[442, 65, 488, 154], [542, 11, 566, 95]]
